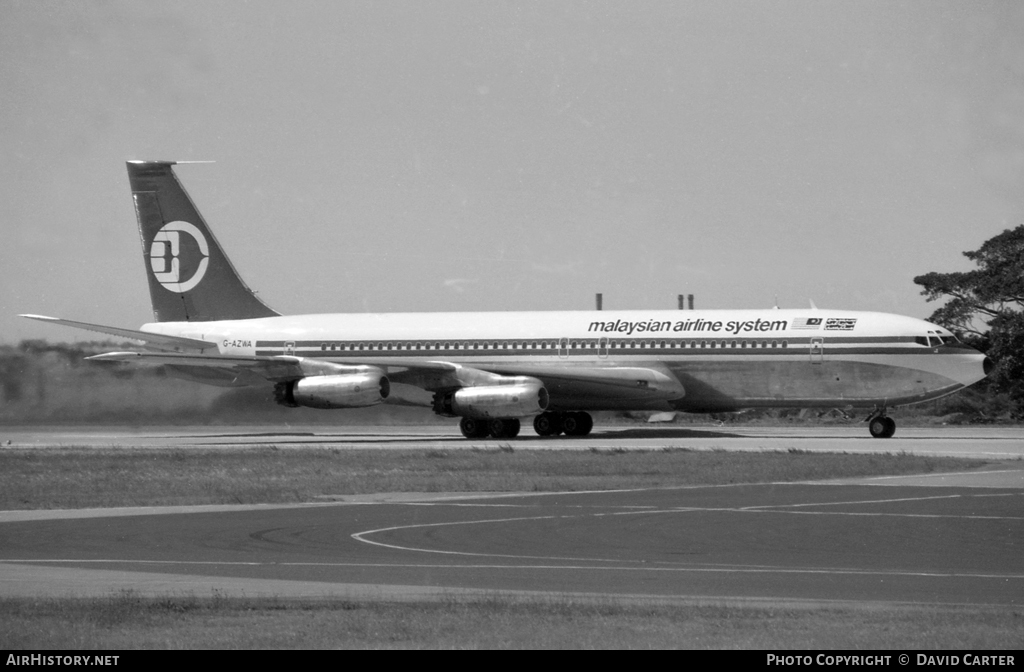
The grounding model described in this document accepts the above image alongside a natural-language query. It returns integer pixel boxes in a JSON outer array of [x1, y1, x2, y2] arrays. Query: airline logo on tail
[[149, 221, 209, 293]]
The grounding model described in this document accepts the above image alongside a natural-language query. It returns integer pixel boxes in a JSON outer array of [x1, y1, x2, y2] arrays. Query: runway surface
[[5, 424, 1024, 459], [2, 425, 1023, 607]]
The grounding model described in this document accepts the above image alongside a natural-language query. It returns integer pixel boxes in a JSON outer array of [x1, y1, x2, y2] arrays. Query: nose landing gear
[[866, 410, 896, 438]]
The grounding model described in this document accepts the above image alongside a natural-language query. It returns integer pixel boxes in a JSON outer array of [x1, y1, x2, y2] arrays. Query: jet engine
[[274, 372, 390, 409], [432, 377, 549, 419]]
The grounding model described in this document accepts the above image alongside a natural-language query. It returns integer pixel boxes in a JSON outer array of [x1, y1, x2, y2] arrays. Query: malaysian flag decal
[[792, 317, 822, 330]]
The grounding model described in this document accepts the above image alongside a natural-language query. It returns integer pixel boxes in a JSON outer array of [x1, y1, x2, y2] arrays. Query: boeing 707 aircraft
[[22, 161, 991, 439]]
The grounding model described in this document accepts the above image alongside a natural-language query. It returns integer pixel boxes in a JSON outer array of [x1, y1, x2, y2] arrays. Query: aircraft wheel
[[561, 414, 580, 435], [460, 417, 489, 439], [489, 418, 521, 439], [533, 412, 563, 436], [562, 412, 594, 437], [869, 416, 892, 439], [577, 412, 594, 436]]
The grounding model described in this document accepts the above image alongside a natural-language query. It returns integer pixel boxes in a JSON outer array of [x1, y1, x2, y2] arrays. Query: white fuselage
[[142, 308, 989, 413]]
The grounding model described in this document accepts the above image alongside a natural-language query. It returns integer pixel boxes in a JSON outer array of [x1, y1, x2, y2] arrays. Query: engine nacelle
[[433, 378, 549, 419], [275, 373, 390, 409]]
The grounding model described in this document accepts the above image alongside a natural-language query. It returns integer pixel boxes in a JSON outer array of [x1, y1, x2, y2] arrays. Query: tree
[[914, 225, 1024, 410]]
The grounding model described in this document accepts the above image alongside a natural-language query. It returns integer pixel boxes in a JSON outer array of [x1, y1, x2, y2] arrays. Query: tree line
[[915, 224, 1024, 419]]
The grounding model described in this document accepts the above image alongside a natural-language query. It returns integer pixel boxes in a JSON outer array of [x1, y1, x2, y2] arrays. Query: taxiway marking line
[[2, 558, 1021, 581], [349, 493, 1024, 562]]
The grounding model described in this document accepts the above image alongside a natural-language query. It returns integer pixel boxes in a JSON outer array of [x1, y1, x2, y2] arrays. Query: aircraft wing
[[86, 349, 683, 402], [19, 315, 217, 353], [22, 314, 682, 401]]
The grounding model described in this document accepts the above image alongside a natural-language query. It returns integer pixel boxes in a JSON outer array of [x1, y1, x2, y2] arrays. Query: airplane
[[21, 161, 991, 439]]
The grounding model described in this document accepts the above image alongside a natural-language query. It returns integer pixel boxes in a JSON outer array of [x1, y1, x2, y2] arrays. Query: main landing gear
[[866, 409, 896, 438], [533, 411, 594, 437], [458, 412, 595, 439], [459, 417, 520, 439]]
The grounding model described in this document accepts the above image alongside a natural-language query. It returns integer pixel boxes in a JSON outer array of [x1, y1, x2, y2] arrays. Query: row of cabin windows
[[317, 340, 792, 352]]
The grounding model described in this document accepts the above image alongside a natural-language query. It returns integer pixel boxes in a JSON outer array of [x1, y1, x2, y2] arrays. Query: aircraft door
[[558, 337, 569, 359], [809, 337, 824, 364], [285, 341, 296, 356], [598, 337, 608, 358]]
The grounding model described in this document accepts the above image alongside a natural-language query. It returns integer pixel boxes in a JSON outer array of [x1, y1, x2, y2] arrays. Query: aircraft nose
[[943, 350, 992, 388]]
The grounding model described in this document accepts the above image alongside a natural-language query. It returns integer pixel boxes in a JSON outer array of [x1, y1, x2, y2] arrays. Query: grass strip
[[1, 592, 1020, 649], [0, 446, 986, 510]]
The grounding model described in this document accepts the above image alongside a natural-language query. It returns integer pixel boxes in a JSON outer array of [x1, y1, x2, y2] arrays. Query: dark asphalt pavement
[[2, 482, 1021, 605]]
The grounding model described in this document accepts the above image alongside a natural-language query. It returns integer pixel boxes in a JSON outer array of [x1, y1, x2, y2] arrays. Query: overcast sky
[[3, 1, 1023, 344]]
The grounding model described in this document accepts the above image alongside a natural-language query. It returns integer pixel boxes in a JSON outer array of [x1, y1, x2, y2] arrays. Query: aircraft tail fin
[[127, 160, 280, 322]]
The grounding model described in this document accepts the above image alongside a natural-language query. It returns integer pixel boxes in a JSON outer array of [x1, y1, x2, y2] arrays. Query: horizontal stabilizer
[[19, 314, 217, 353]]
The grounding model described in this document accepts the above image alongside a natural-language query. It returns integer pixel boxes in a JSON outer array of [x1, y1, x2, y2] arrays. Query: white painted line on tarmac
[[3, 558, 1022, 582], [743, 493, 964, 509]]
